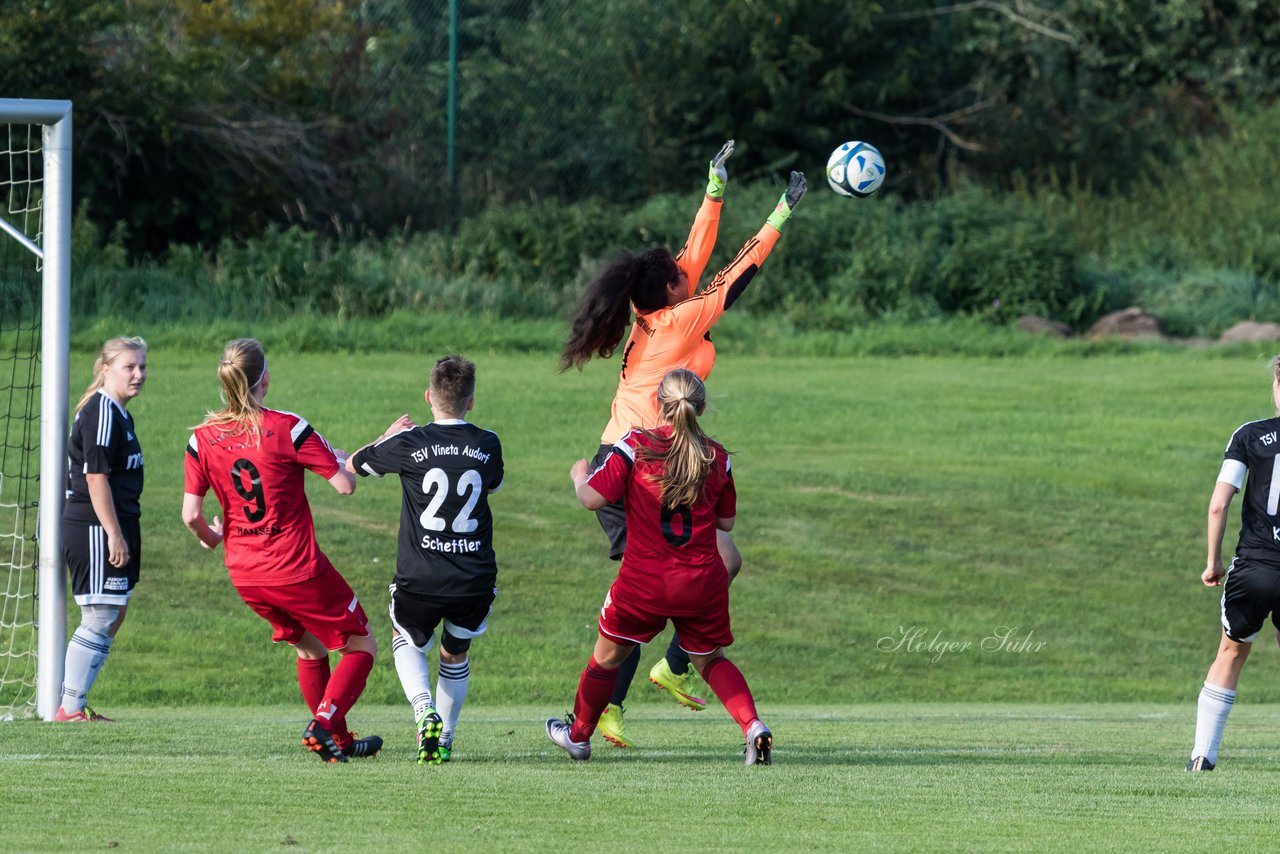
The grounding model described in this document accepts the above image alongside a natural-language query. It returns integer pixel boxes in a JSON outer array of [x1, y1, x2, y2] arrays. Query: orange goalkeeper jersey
[[600, 196, 781, 444]]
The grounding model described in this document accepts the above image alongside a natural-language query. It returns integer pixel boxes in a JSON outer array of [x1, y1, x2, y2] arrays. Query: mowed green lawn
[[73, 348, 1280, 706], [4, 703, 1280, 852], [7, 348, 1280, 850]]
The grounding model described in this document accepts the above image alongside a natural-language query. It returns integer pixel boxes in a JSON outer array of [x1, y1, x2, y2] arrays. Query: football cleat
[[346, 734, 383, 759], [53, 705, 114, 722], [437, 744, 452, 763], [1186, 755, 1215, 772], [417, 708, 444, 765], [303, 719, 348, 763], [649, 657, 706, 711], [597, 703, 633, 749], [744, 720, 772, 766], [545, 715, 591, 761]]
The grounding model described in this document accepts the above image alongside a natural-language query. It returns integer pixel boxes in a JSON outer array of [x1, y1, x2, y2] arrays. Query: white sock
[[1192, 681, 1236, 764], [60, 627, 113, 712], [436, 658, 470, 744], [391, 634, 434, 720]]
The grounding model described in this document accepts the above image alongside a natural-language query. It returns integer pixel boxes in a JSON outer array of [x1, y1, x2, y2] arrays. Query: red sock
[[316, 650, 373, 750], [569, 655, 621, 742], [296, 656, 331, 715], [701, 657, 759, 737]]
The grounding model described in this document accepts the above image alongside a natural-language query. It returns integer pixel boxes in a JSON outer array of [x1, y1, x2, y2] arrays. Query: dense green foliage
[[71, 104, 1280, 336], [4, 0, 1279, 247], [4, 704, 1278, 851], [7, 2, 1280, 336]]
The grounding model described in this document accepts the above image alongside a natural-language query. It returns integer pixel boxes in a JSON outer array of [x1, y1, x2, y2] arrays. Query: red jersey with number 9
[[586, 426, 736, 616], [184, 408, 341, 587]]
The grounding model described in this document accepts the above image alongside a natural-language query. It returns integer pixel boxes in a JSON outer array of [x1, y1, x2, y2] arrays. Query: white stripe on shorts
[[91, 525, 105, 595], [1219, 557, 1261, 643]]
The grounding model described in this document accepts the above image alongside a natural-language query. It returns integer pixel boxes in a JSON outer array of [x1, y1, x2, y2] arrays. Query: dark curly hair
[[559, 246, 679, 371]]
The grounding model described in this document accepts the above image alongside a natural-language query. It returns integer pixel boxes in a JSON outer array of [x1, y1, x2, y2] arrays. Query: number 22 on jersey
[[419, 467, 481, 533]]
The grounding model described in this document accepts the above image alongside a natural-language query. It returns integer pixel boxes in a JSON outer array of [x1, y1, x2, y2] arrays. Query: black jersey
[[1221, 417, 1280, 563], [64, 390, 144, 524], [352, 419, 503, 598]]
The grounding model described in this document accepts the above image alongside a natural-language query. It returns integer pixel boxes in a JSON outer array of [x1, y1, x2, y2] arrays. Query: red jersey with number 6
[[586, 426, 736, 616], [184, 408, 341, 587]]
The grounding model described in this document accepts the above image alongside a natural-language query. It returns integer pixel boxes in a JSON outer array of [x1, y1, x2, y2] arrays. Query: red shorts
[[597, 581, 733, 654], [235, 560, 369, 651]]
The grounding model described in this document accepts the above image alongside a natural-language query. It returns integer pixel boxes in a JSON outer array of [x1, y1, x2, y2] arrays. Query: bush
[[1137, 269, 1279, 339], [63, 108, 1280, 340]]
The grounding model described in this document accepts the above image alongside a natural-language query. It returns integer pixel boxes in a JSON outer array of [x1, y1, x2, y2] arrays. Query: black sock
[[610, 644, 642, 705], [665, 633, 690, 673]]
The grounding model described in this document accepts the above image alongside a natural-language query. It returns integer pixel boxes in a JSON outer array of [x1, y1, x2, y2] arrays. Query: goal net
[[0, 99, 71, 721]]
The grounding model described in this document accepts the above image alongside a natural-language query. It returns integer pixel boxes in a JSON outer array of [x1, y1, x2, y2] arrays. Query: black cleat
[[303, 719, 348, 763], [1186, 755, 1215, 772], [347, 734, 383, 758]]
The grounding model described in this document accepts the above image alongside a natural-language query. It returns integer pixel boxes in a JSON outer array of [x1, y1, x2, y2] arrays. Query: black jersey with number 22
[[351, 420, 503, 598]]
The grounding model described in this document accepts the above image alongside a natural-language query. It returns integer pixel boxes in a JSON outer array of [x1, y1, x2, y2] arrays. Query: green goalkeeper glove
[[766, 171, 807, 231], [705, 139, 735, 199]]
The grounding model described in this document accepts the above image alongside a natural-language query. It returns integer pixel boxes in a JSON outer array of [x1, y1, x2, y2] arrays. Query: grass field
[[4, 703, 1280, 852], [7, 343, 1280, 850], [70, 346, 1280, 705]]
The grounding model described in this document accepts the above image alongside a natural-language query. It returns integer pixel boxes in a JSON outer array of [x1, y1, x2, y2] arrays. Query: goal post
[[0, 98, 71, 721]]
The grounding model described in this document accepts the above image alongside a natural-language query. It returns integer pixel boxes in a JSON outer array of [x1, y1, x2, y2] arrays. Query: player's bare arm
[[328, 468, 357, 494], [571, 459, 607, 510], [1203, 480, 1238, 586], [345, 414, 415, 475], [181, 492, 223, 550]]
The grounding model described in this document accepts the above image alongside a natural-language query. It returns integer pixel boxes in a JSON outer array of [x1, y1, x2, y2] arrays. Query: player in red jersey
[[181, 338, 380, 763], [546, 369, 772, 765], [559, 141, 805, 746]]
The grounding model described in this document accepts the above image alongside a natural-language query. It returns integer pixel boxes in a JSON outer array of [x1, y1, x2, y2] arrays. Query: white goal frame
[[0, 98, 71, 721]]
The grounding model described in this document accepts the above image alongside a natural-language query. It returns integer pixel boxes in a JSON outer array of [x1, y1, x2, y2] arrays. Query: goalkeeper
[[560, 140, 805, 748]]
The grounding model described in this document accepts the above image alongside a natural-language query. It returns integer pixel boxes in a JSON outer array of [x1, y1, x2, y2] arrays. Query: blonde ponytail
[[200, 338, 267, 434], [639, 369, 719, 508]]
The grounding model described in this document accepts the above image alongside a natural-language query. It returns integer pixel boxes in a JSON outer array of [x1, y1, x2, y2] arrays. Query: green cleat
[[416, 708, 444, 765], [437, 743, 452, 763], [649, 657, 707, 711], [597, 703, 633, 748]]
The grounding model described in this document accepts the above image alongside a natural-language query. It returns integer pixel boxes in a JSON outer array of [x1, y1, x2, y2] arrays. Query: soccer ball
[[826, 141, 886, 198]]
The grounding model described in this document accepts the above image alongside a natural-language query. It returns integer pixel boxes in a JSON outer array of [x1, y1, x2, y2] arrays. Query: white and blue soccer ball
[[826, 141, 886, 198]]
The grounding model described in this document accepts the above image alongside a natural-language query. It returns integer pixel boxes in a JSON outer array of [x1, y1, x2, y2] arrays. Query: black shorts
[[63, 515, 141, 606], [1221, 556, 1280, 642], [590, 443, 627, 561], [389, 584, 495, 653]]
